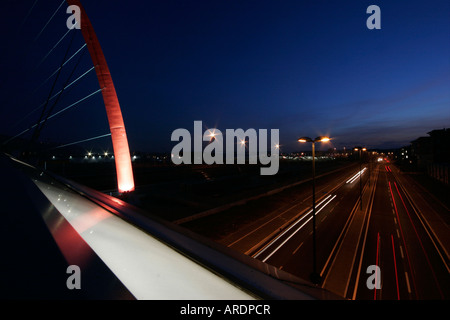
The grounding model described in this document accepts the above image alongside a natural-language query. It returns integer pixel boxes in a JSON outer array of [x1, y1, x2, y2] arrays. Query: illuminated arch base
[[67, 0, 135, 192]]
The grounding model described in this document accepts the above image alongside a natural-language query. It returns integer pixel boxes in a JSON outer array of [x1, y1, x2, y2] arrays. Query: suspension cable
[[31, 43, 87, 96], [10, 65, 95, 130], [35, 26, 77, 71], [16, 0, 39, 38], [33, 0, 66, 43], [32, 37, 87, 141], [49, 133, 112, 150], [30, 31, 77, 146], [2, 88, 103, 145]]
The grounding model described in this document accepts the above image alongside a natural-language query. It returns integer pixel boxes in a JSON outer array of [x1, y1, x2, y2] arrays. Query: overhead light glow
[[208, 130, 217, 138]]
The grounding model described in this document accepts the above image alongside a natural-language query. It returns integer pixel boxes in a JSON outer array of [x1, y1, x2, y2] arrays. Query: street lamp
[[298, 136, 330, 284], [354, 147, 366, 210], [207, 129, 218, 142]]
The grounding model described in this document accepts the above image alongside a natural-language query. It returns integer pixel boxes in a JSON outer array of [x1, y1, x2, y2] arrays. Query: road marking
[[350, 168, 379, 300], [374, 232, 380, 300], [320, 178, 374, 286], [399, 245, 404, 259], [394, 182, 444, 298], [389, 181, 418, 299], [256, 195, 337, 262], [392, 170, 450, 274], [228, 165, 358, 250], [396, 229, 400, 239], [405, 272, 412, 293], [391, 234, 400, 300], [346, 167, 367, 184], [292, 242, 304, 255], [251, 194, 333, 256]]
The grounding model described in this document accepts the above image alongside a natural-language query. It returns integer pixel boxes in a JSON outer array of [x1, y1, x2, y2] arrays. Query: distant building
[[428, 128, 450, 163], [396, 145, 412, 165], [410, 136, 432, 169], [408, 128, 450, 184]]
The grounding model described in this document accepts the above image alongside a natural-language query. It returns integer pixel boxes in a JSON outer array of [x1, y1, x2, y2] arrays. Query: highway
[[218, 162, 361, 255], [214, 160, 449, 299], [250, 165, 369, 284], [351, 164, 450, 299]]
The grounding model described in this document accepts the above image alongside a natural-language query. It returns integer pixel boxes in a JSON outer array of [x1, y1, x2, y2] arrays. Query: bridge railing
[[6, 153, 341, 300]]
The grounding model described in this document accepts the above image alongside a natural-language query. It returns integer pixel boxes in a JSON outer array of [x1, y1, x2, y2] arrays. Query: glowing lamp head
[[299, 136, 330, 143], [298, 137, 312, 143], [208, 129, 217, 139]]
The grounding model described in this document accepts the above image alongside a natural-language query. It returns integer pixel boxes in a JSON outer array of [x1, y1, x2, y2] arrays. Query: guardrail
[[4, 153, 341, 300]]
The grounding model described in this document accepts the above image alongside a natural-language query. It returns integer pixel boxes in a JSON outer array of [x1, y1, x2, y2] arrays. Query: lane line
[[252, 194, 333, 258], [391, 169, 450, 274], [320, 177, 373, 281], [292, 242, 304, 255], [391, 234, 400, 300], [228, 164, 361, 249], [350, 165, 379, 299], [258, 195, 337, 262], [374, 232, 380, 300], [405, 272, 412, 293], [346, 167, 367, 184], [394, 182, 444, 299], [389, 181, 418, 299], [228, 193, 319, 247]]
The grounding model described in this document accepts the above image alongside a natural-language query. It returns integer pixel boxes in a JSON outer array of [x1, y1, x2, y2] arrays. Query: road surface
[[207, 160, 449, 299]]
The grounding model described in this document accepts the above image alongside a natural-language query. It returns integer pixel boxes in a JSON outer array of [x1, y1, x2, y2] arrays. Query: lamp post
[[298, 136, 330, 285], [354, 147, 366, 210]]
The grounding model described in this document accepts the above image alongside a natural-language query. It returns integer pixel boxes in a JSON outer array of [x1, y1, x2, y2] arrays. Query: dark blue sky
[[1, 0, 449, 153]]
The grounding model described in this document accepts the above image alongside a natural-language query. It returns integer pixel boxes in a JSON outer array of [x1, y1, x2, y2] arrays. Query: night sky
[[0, 0, 449, 153]]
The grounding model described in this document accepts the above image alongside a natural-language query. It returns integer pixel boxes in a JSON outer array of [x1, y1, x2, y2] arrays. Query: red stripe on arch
[[66, 0, 135, 192]]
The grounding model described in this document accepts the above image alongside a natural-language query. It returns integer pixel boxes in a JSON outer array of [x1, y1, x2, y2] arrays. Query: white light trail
[[255, 194, 337, 262], [346, 167, 367, 184]]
